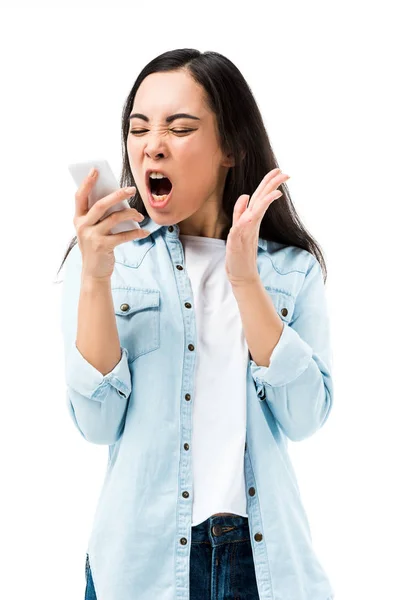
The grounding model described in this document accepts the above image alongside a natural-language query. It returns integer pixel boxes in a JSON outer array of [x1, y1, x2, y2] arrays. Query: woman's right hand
[[73, 168, 150, 281]]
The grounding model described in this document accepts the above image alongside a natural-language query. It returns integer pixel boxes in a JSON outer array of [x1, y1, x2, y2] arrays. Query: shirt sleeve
[[249, 256, 334, 441], [60, 243, 132, 445]]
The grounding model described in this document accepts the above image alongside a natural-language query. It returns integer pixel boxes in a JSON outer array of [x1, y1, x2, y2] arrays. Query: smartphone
[[68, 159, 141, 234]]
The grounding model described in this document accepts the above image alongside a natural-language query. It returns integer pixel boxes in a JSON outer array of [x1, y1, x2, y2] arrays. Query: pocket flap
[[112, 287, 160, 316], [264, 288, 295, 323]]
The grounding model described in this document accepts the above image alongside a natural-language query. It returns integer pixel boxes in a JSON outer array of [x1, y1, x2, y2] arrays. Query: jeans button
[[212, 524, 222, 536]]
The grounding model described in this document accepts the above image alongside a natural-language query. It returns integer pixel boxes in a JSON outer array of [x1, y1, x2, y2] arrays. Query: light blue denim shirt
[[60, 215, 335, 600]]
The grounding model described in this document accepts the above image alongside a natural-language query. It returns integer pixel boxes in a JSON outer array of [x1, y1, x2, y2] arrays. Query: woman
[[59, 48, 335, 600]]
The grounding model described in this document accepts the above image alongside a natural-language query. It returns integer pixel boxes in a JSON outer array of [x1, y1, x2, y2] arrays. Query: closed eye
[[130, 129, 195, 135]]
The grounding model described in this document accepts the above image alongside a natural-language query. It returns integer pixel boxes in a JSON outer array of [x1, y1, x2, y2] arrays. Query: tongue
[[154, 177, 172, 195]]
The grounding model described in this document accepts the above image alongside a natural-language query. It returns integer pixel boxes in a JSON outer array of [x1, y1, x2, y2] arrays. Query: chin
[[147, 209, 175, 226]]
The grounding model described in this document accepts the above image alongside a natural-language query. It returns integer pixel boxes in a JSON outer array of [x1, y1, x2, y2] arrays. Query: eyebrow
[[129, 112, 201, 123]]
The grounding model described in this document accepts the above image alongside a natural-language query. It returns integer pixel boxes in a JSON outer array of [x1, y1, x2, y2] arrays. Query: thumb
[[232, 194, 250, 227]]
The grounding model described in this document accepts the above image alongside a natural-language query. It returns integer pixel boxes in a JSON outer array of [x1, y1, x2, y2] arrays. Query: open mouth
[[148, 175, 173, 201]]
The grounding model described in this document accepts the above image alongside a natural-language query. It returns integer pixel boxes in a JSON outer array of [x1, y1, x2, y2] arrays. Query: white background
[[1, 2, 399, 599]]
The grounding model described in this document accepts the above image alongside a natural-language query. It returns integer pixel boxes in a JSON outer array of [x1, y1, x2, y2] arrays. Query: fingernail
[[89, 167, 97, 177], [125, 186, 136, 192]]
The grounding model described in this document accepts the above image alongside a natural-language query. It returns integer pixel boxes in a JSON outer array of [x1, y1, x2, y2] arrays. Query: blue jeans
[[84, 514, 259, 599], [190, 514, 260, 599]]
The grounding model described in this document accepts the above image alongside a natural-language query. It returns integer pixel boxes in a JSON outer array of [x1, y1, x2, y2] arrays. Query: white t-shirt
[[180, 234, 249, 527]]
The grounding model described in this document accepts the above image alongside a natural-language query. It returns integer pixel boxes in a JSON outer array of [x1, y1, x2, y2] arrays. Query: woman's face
[[127, 69, 233, 231]]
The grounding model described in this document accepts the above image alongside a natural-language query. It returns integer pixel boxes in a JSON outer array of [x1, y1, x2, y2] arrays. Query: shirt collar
[[141, 216, 269, 252]]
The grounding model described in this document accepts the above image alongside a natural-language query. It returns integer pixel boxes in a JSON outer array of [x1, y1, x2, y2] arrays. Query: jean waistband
[[191, 514, 250, 546]]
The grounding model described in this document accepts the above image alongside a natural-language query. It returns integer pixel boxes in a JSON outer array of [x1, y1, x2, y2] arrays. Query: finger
[[232, 195, 250, 227], [247, 171, 278, 211], [85, 186, 138, 227], [74, 168, 98, 218], [248, 171, 289, 211], [252, 190, 283, 220], [249, 171, 283, 204], [108, 227, 151, 249], [96, 207, 144, 235]]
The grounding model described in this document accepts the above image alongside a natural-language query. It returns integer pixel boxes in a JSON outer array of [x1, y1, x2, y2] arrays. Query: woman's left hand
[[225, 168, 290, 286]]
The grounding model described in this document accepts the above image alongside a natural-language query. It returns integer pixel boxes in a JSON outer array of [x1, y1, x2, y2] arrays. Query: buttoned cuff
[[65, 344, 132, 402], [250, 321, 313, 391]]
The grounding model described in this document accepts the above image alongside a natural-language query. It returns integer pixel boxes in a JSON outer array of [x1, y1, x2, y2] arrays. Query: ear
[[222, 153, 236, 168], [222, 150, 246, 168]]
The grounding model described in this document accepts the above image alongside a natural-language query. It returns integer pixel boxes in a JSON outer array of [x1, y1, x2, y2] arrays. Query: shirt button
[[281, 307, 288, 317], [185, 394, 191, 401], [248, 487, 256, 497], [184, 302, 192, 309], [168, 226, 174, 232], [184, 443, 189, 450], [180, 538, 188, 545], [188, 344, 195, 351], [176, 265, 183, 270], [212, 525, 222, 536], [117, 390, 127, 398], [120, 303, 130, 312], [182, 491, 189, 498], [254, 532, 263, 542]]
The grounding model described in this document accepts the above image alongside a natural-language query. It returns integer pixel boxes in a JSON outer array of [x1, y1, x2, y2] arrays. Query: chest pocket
[[264, 287, 295, 324], [111, 287, 161, 363]]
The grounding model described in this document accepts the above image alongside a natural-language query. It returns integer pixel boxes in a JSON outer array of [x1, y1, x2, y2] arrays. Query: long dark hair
[[57, 48, 327, 282]]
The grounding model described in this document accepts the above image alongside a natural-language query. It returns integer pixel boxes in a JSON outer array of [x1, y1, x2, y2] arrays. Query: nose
[[145, 131, 167, 159], [147, 150, 164, 159]]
